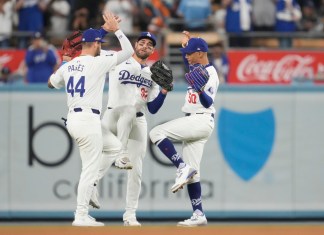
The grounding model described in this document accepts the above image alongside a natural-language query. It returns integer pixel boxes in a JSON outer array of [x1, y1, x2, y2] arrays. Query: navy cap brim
[[180, 47, 195, 54], [137, 36, 156, 47]]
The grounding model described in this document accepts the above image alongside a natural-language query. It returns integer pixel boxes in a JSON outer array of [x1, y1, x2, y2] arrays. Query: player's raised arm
[[102, 11, 134, 64], [181, 31, 191, 70]]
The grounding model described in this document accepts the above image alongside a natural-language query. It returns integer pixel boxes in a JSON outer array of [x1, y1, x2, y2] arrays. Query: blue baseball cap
[[137, 32, 156, 47], [82, 28, 106, 43], [180, 38, 208, 54]]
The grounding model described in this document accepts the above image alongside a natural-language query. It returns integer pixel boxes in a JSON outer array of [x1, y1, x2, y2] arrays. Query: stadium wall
[[0, 85, 324, 220]]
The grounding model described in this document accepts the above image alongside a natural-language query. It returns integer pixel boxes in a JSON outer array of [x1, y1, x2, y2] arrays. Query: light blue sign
[[218, 108, 275, 181]]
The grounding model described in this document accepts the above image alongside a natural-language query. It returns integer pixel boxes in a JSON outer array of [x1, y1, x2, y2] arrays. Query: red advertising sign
[[0, 49, 160, 73], [147, 50, 159, 65], [228, 50, 324, 84], [0, 50, 26, 73]]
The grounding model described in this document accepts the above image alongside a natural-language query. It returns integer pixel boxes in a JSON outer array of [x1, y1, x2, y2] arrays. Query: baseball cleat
[[124, 218, 141, 227], [177, 210, 207, 227], [171, 164, 197, 193], [72, 214, 104, 227], [89, 186, 100, 209], [113, 156, 133, 170]]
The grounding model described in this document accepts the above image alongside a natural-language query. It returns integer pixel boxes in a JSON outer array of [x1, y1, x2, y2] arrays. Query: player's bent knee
[[102, 148, 121, 156], [149, 126, 164, 144]]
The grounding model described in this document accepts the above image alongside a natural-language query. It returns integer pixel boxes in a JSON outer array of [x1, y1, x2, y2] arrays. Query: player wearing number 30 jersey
[[48, 11, 134, 227], [150, 32, 219, 227]]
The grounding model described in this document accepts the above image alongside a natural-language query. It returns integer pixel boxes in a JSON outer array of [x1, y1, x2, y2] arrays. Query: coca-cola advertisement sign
[[228, 50, 324, 84]]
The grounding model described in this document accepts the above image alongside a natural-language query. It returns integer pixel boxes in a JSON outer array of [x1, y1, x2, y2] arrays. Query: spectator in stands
[[212, 1, 227, 34], [252, 0, 276, 31], [211, 41, 229, 83], [0, 66, 12, 84], [154, 0, 181, 31], [25, 32, 59, 83], [104, 0, 136, 35], [177, 0, 212, 31], [14, 0, 48, 48], [47, 0, 71, 37], [71, 5, 89, 30], [0, 0, 13, 48], [318, 0, 324, 18], [165, 0, 181, 18], [71, 0, 103, 31], [298, 0, 323, 31], [223, 0, 252, 47], [140, 0, 171, 34], [91, 0, 107, 29], [275, 0, 302, 48]]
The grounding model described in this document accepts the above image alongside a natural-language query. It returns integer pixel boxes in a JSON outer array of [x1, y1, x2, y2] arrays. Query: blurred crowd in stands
[[0, 0, 324, 85], [0, 0, 324, 48]]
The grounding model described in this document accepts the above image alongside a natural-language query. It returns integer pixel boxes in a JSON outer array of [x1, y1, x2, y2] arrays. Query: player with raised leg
[[149, 31, 219, 226], [91, 32, 173, 226]]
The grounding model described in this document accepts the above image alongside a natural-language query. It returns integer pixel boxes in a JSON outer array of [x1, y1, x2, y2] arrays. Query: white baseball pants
[[100, 108, 147, 221], [66, 111, 102, 216], [149, 113, 214, 182]]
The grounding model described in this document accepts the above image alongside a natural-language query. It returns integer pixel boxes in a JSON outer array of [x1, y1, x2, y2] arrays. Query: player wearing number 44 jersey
[[149, 31, 219, 227], [48, 11, 134, 227]]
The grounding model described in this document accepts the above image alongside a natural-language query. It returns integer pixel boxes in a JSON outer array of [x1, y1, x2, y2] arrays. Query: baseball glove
[[150, 60, 173, 91], [61, 30, 82, 58], [185, 65, 209, 93]]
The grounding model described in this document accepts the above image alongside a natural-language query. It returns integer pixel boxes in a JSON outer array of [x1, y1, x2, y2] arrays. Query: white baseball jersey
[[182, 64, 219, 114], [100, 56, 161, 221], [49, 52, 117, 111], [150, 63, 219, 184], [107, 56, 160, 112], [49, 52, 118, 219]]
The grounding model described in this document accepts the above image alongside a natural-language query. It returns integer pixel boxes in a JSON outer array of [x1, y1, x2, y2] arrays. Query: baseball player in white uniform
[[91, 32, 168, 226], [48, 12, 134, 226], [149, 31, 219, 226]]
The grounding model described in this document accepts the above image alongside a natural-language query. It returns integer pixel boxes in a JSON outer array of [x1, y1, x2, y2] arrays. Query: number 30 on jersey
[[188, 92, 197, 104]]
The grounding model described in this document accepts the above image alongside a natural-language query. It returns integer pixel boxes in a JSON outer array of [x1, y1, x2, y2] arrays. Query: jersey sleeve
[[96, 52, 118, 74], [49, 67, 65, 89], [203, 68, 219, 102], [100, 50, 116, 56]]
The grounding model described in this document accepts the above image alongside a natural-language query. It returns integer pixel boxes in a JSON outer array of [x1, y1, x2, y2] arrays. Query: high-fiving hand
[[181, 31, 191, 48], [102, 10, 120, 33]]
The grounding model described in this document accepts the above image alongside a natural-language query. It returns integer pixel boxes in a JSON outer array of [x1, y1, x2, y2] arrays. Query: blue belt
[[74, 108, 100, 115], [185, 113, 214, 118], [108, 107, 144, 118]]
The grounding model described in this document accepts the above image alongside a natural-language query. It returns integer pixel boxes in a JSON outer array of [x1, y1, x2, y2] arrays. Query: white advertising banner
[[0, 85, 324, 219]]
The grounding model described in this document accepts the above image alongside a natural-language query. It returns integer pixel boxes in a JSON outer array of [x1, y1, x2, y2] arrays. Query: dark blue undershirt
[[147, 91, 167, 114], [199, 91, 213, 108]]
